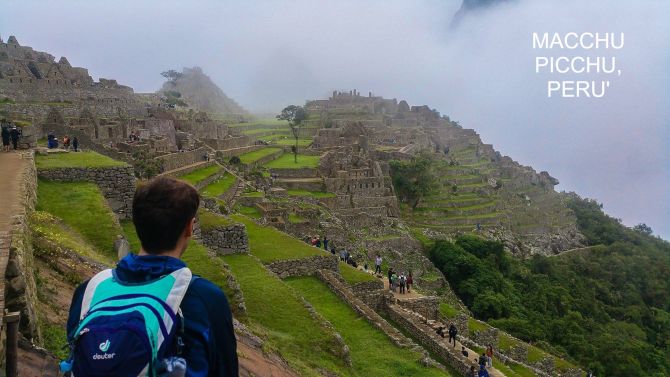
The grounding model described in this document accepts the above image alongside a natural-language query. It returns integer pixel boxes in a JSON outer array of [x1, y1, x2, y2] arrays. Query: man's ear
[[184, 217, 196, 238]]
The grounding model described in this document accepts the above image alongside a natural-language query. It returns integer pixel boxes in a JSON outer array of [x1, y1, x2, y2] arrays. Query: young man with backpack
[[64, 177, 238, 376]]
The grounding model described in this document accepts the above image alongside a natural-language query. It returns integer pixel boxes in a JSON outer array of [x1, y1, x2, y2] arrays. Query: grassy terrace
[[231, 214, 322, 262], [287, 277, 450, 376], [236, 205, 262, 219], [288, 213, 308, 224], [36, 180, 121, 259], [438, 302, 459, 319], [35, 151, 127, 169], [178, 165, 220, 185], [286, 189, 336, 199], [198, 209, 237, 229], [30, 211, 115, 267], [239, 147, 282, 164], [338, 262, 378, 285], [274, 138, 312, 147], [242, 128, 291, 136], [228, 118, 286, 127], [222, 254, 349, 376], [265, 153, 320, 169], [201, 173, 236, 197]]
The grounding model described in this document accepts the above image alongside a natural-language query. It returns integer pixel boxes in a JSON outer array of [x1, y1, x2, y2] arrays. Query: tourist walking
[[323, 236, 329, 250], [478, 365, 489, 377], [1, 123, 10, 152], [9, 126, 20, 150], [399, 273, 406, 294], [315, 237, 321, 248], [387, 268, 394, 290], [391, 272, 398, 293], [407, 271, 413, 292], [375, 255, 382, 275], [478, 352, 487, 367], [72, 137, 79, 152], [486, 345, 493, 368], [63, 135, 70, 150], [448, 323, 458, 347]]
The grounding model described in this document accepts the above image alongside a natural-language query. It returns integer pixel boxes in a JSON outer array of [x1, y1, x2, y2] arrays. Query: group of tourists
[[46, 131, 79, 151], [1, 119, 21, 152], [308, 235, 329, 250], [466, 345, 493, 377], [387, 268, 413, 294]]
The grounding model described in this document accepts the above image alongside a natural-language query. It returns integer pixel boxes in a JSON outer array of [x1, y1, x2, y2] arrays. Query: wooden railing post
[[4, 311, 21, 377]]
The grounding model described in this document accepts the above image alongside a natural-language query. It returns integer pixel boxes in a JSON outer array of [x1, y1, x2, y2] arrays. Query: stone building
[[0, 35, 144, 116]]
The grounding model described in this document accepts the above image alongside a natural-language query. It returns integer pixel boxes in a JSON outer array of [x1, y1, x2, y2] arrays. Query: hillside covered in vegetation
[[429, 196, 670, 376]]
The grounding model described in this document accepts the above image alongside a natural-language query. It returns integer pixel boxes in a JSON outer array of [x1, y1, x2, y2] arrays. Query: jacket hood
[[115, 253, 186, 283]]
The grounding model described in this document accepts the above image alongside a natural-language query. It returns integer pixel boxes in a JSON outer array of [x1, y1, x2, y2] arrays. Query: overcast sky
[[2, 0, 669, 239]]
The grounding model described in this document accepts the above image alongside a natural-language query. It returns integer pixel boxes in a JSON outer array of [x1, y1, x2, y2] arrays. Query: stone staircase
[[385, 303, 500, 376], [316, 270, 418, 349]]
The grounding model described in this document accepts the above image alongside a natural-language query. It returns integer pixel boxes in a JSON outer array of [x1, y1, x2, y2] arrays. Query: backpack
[[61, 267, 193, 376]]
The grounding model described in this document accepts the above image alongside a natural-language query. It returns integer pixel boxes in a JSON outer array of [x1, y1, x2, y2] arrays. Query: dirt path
[[0, 152, 27, 233], [0, 151, 29, 324], [381, 277, 422, 299]]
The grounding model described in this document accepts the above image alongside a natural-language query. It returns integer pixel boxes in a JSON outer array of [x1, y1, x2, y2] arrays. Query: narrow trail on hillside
[[379, 275, 507, 377], [0, 152, 27, 233]]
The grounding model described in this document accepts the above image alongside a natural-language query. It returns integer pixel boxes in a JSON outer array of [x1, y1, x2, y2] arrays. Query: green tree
[[389, 152, 438, 209], [132, 151, 163, 179], [160, 69, 183, 82], [633, 223, 653, 235], [277, 105, 307, 163]]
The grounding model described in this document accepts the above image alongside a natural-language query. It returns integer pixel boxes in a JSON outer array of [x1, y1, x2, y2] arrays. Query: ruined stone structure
[[305, 90, 584, 256], [306, 89, 399, 115], [317, 123, 399, 219], [0, 36, 145, 116], [0, 37, 259, 175], [200, 223, 249, 255], [266, 255, 338, 279]]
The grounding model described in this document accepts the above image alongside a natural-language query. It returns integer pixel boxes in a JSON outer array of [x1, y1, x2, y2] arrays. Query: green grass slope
[[36, 180, 121, 259], [287, 276, 450, 376], [178, 165, 220, 185], [222, 254, 349, 376], [35, 151, 128, 169]]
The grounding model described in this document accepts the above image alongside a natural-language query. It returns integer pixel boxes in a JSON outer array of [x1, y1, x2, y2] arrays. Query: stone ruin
[[302, 89, 584, 256]]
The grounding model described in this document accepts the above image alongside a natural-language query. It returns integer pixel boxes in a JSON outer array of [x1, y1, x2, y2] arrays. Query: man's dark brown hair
[[132, 176, 200, 254]]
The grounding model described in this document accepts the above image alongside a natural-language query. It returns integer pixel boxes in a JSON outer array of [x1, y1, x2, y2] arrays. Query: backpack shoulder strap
[[80, 268, 114, 319]]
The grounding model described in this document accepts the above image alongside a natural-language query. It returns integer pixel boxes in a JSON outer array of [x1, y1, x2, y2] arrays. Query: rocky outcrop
[[159, 67, 246, 115]]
